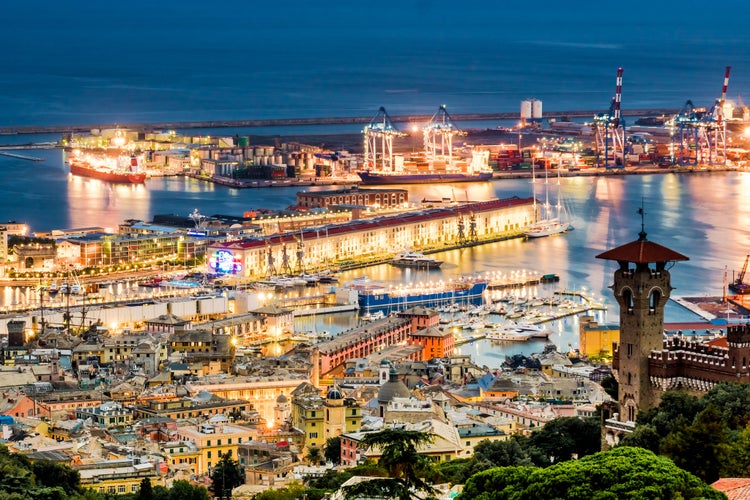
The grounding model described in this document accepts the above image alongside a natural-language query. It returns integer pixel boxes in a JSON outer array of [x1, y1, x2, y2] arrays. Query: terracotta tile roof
[[596, 238, 689, 264], [712, 478, 750, 499]]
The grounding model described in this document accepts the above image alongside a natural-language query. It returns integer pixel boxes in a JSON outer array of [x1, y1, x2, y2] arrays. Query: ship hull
[[357, 281, 488, 313], [69, 160, 147, 184], [525, 221, 571, 238], [390, 260, 443, 269], [357, 171, 493, 185]]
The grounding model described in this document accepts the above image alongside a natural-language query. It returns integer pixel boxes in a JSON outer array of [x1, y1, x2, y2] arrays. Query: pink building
[[316, 317, 412, 375]]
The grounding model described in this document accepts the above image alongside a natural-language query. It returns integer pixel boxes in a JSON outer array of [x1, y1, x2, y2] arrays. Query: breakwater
[[0, 109, 677, 135]]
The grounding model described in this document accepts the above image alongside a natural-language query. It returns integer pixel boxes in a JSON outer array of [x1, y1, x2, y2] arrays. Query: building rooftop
[[596, 236, 689, 264]]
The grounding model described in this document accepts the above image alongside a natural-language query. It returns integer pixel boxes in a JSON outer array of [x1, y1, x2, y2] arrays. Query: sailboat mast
[[555, 164, 563, 217], [543, 161, 550, 218], [531, 156, 537, 222]]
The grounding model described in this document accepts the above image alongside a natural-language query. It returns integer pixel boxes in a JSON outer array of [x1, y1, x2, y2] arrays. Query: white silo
[[532, 99, 543, 121], [521, 100, 533, 120]]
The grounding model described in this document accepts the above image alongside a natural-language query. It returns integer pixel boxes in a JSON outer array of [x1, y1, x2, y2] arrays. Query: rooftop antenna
[[637, 199, 647, 241]]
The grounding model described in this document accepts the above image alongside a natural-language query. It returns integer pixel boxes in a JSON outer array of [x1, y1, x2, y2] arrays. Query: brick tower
[[596, 213, 688, 423]]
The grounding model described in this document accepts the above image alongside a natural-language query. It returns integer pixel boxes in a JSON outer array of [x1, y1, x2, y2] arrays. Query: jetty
[[0, 108, 678, 136], [0, 151, 44, 162]]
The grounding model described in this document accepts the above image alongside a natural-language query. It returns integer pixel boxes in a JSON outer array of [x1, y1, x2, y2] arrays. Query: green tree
[[435, 458, 476, 485], [137, 477, 154, 500], [323, 436, 341, 464], [168, 479, 210, 500], [251, 482, 324, 500], [619, 423, 661, 453], [660, 405, 731, 483], [458, 447, 725, 500], [0, 447, 34, 496], [343, 428, 436, 500], [723, 426, 750, 478], [306, 446, 322, 465], [636, 390, 702, 440], [211, 451, 245, 500], [703, 382, 750, 429], [473, 438, 531, 467], [600, 374, 618, 400], [32, 460, 81, 496], [525, 416, 601, 466]]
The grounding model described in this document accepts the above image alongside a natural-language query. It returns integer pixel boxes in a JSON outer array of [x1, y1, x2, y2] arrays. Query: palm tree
[[306, 446, 322, 465], [344, 428, 436, 500]]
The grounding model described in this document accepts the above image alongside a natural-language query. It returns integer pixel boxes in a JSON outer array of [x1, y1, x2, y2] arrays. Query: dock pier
[[0, 151, 44, 162]]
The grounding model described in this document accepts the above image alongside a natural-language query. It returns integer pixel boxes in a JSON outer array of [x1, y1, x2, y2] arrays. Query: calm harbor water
[[2, 145, 743, 368], [4, 1, 750, 369]]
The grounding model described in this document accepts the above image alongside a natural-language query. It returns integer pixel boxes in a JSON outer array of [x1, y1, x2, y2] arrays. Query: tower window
[[623, 289, 634, 314], [627, 344, 633, 357], [649, 290, 661, 314]]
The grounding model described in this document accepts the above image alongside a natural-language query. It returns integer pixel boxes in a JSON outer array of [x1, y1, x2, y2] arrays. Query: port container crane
[[593, 68, 626, 169], [363, 107, 406, 173], [670, 100, 701, 166], [669, 67, 730, 166], [730, 254, 750, 294], [423, 105, 466, 169]]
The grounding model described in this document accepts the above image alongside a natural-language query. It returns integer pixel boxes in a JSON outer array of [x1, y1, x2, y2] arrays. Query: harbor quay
[[208, 196, 535, 279]]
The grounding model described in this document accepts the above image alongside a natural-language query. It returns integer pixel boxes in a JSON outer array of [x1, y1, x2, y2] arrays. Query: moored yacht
[[390, 249, 443, 269]]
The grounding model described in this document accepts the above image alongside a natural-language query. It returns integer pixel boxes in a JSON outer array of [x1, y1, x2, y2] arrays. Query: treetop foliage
[[458, 447, 725, 500]]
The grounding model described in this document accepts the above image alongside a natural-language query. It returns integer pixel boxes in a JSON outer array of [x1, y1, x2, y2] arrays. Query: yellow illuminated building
[[77, 460, 160, 496], [579, 316, 619, 359], [176, 422, 256, 474], [290, 383, 361, 454]]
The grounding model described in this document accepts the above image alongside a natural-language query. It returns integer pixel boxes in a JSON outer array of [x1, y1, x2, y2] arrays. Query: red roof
[[596, 238, 689, 264], [712, 478, 750, 500]]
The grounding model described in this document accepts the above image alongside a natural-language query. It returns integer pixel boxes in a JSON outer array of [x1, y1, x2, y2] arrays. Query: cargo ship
[[67, 153, 147, 184], [345, 276, 488, 314]]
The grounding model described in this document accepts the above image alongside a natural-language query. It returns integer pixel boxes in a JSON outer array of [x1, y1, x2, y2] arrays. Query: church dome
[[378, 369, 411, 403], [276, 393, 288, 404], [326, 388, 343, 400]]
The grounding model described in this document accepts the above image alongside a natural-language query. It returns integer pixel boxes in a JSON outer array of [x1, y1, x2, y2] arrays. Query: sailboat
[[525, 158, 571, 238]]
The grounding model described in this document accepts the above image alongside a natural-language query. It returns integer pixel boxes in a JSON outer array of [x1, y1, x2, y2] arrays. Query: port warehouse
[[25, 194, 533, 273], [208, 196, 536, 279]]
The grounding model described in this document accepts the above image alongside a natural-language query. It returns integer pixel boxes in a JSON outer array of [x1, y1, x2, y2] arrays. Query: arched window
[[649, 290, 661, 314], [623, 289, 634, 314], [627, 372, 632, 385]]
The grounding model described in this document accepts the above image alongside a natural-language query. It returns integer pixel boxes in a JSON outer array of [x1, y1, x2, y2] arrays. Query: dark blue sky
[[2, 1, 749, 125]]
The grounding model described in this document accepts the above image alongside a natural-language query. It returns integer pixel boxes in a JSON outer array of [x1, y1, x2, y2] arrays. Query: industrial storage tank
[[532, 100, 543, 120], [521, 100, 533, 120], [521, 99, 543, 121]]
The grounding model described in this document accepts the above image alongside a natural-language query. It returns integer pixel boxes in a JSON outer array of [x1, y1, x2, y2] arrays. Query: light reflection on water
[[4, 162, 749, 366]]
